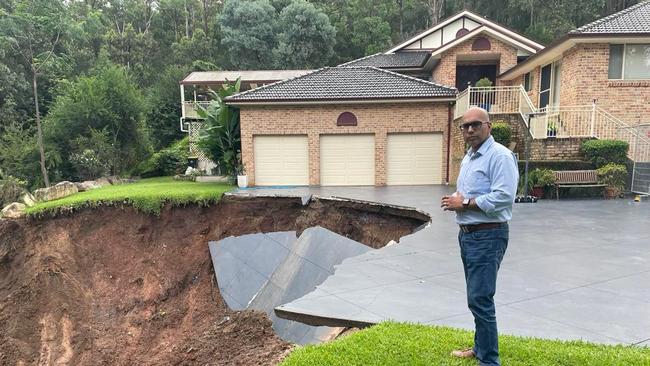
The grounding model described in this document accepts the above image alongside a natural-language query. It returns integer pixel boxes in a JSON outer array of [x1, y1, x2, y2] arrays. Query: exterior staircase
[[454, 86, 649, 162]]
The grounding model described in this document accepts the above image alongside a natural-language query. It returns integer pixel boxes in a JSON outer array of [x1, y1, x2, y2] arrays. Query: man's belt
[[459, 222, 507, 233]]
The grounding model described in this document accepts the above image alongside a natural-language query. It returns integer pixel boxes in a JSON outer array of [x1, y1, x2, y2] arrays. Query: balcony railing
[[454, 86, 535, 126], [182, 101, 212, 119], [454, 86, 649, 162]]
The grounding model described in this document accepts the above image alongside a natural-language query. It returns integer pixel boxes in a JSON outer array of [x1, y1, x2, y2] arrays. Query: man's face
[[460, 110, 491, 148]]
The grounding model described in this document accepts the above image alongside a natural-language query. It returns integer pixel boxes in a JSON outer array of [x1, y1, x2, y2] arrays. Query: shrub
[[491, 122, 512, 146], [475, 77, 493, 87], [69, 128, 116, 181], [518, 160, 594, 173], [0, 172, 27, 207], [597, 163, 627, 191], [520, 168, 556, 194], [132, 137, 189, 178], [581, 139, 629, 168]]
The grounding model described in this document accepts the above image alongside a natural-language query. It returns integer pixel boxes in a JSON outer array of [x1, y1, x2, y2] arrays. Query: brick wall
[[432, 34, 520, 88], [560, 43, 650, 126], [240, 102, 452, 186], [529, 137, 591, 160], [505, 66, 541, 108]]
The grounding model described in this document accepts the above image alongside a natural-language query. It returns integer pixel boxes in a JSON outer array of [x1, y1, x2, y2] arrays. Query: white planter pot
[[237, 175, 248, 188]]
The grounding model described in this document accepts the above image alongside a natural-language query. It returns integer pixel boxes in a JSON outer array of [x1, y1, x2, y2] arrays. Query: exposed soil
[[0, 195, 428, 365]]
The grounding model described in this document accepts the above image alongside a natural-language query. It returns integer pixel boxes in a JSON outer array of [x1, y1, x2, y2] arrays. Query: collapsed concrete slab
[[208, 226, 372, 344]]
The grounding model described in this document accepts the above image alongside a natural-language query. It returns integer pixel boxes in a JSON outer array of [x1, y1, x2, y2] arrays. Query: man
[[441, 107, 518, 366]]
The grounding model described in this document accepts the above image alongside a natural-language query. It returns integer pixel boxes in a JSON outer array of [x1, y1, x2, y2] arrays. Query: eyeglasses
[[459, 121, 488, 131]]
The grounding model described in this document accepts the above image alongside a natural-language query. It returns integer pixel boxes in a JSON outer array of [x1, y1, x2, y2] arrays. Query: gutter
[[499, 33, 650, 80], [226, 97, 457, 106], [446, 102, 453, 185]]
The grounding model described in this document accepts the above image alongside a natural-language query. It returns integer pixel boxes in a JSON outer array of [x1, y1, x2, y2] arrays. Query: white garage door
[[320, 134, 375, 186], [253, 135, 309, 186], [387, 133, 442, 185]]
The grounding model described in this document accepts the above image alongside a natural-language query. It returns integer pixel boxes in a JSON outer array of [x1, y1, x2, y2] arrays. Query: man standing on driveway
[[441, 107, 518, 366]]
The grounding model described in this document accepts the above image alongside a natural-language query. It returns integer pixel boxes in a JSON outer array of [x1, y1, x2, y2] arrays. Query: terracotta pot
[[604, 186, 620, 199], [531, 186, 544, 199]]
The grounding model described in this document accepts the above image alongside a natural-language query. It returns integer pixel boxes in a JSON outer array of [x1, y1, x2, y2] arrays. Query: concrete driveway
[[238, 186, 650, 346]]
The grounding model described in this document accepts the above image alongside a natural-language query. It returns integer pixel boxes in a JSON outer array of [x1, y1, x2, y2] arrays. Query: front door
[[456, 65, 497, 91]]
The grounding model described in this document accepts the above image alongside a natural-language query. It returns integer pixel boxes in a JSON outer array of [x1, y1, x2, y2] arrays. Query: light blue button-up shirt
[[456, 135, 519, 225]]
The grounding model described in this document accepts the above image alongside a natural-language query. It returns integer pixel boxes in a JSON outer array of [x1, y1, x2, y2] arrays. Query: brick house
[[183, 8, 649, 188], [224, 10, 544, 186], [499, 1, 650, 124]]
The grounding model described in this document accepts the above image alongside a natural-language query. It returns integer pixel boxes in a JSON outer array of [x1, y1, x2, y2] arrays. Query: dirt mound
[[0, 196, 426, 365]]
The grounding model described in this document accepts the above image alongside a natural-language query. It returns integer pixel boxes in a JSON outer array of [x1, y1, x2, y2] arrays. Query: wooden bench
[[554, 170, 606, 200]]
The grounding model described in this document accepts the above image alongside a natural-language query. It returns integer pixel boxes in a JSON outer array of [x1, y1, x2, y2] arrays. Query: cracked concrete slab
[[237, 186, 650, 346]]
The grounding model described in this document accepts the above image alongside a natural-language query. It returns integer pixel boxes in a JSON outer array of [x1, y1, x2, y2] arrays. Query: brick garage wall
[[432, 34, 520, 88], [240, 102, 453, 186], [560, 43, 650, 126], [529, 137, 591, 160]]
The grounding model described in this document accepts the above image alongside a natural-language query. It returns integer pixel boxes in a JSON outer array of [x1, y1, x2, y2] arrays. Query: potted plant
[[236, 165, 247, 188], [547, 121, 558, 137], [527, 168, 556, 198]]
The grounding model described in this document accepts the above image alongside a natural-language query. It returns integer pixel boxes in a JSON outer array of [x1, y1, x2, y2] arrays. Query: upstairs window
[[609, 44, 650, 79], [523, 72, 533, 92]]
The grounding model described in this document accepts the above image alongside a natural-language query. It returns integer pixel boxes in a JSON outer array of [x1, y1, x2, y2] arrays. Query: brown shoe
[[450, 348, 476, 359]]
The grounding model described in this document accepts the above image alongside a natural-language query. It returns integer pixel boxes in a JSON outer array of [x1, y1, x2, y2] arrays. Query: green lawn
[[25, 177, 234, 216], [281, 322, 650, 366]]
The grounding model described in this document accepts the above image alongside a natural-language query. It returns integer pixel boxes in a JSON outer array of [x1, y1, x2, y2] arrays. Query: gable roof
[[387, 10, 544, 53], [429, 25, 539, 57], [225, 67, 456, 105], [500, 2, 650, 80], [572, 1, 650, 34], [339, 51, 431, 68]]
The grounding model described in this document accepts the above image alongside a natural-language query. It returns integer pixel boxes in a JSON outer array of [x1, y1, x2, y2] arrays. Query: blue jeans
[[458, 224, 508, 366]]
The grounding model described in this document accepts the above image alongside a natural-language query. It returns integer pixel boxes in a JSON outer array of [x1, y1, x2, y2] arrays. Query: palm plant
[[197, 78, 242, 179]]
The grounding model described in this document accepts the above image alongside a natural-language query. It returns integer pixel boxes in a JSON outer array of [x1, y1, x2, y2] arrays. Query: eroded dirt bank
[[0, 196, 428, 365]]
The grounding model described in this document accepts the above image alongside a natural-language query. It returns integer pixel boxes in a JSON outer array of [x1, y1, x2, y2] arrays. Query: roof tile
[[226, 67, 456, 103], [338, 52, 431, 68], [572, 1, 650, 34]]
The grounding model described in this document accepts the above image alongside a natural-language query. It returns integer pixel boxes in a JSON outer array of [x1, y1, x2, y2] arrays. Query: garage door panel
[[320, 135, 375, 186], [254, 135, 309, 186], [387, 133, 442, 185]]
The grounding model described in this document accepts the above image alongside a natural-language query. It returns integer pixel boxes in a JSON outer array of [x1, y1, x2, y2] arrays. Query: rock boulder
[[21, 193, 37, 207], [34, 181, 79, 202], [75, 181, 102, 192], [1, 202, 26, 219]]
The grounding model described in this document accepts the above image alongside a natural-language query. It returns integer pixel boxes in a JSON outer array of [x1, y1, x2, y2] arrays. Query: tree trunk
[[202, 0, 209, 35], [184, 0, 190, 38], [32, 68, 50, 188]]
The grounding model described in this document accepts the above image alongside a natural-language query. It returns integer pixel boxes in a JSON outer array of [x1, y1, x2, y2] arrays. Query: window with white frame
[[609, 44, 650, 79]]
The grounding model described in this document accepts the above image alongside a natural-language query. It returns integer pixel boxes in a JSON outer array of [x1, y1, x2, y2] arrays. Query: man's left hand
[[441, 192, 465, 211]]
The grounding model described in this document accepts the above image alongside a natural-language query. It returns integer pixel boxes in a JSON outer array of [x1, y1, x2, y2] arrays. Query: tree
[[0, 0, 73, 187], [145, 65, 190, 150], [351, 16, 393, 55], [219, 0, 278, 69], [273, 0, 336, 69], [45, 65, 150, 178], [197, 79, 242, 179], [0, 121, 42, 188]]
